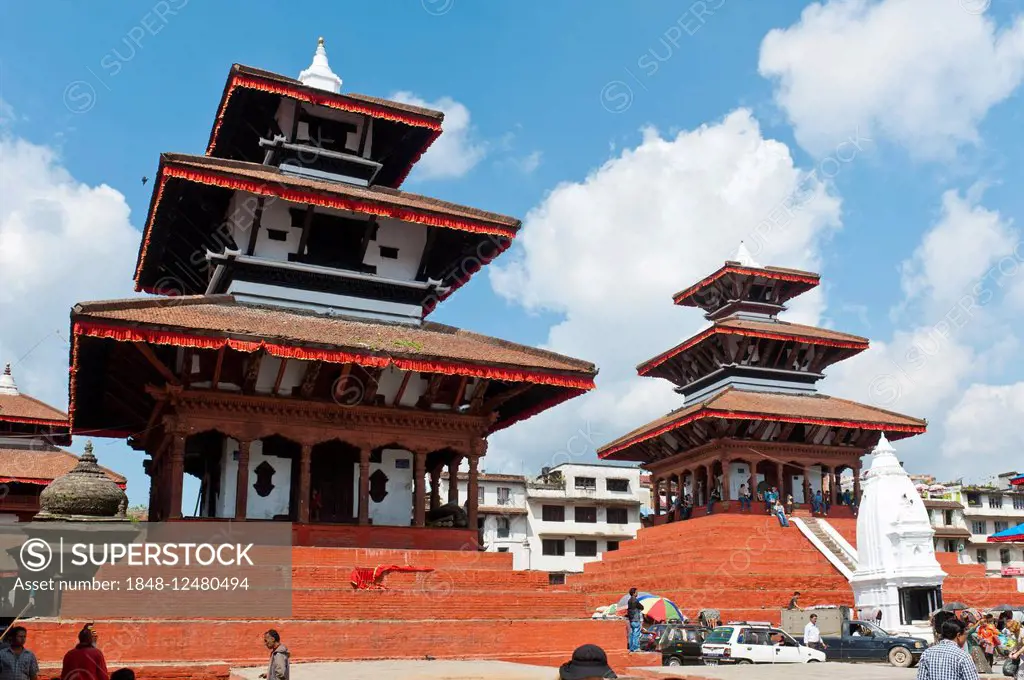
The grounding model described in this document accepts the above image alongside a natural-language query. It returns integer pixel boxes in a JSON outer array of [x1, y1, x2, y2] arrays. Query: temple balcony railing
[[0, 494, 41, 512]]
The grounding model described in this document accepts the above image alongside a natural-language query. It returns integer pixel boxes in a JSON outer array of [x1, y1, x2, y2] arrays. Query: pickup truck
[[796, 619, 928, 667]]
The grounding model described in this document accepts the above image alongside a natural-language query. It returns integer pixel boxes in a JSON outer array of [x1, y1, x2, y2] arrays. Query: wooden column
[[720, 459, 731, 501], [413, 450, 426, 527], [297, 443, 312, 523], [447, 455, 462, 505], [169, 434, 186, 519], [830, 471, 839, 506], [775, 462, 784, 495], [853, 464, 862, 502], [652, 476, 662, 515], [358, 447, 371, 525], [467, 448, 483, 531], [747, 460, 757, 500], [235, 439, 251, 520], [429, 466, 441, 511], [802, 466, 812, 505]]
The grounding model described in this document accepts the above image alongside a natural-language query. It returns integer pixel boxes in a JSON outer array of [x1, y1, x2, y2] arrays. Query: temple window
[[368, 469, 389, 503], [253, 461, 276, 497]]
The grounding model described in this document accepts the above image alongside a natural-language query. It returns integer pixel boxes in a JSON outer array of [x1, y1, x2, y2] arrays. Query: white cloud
[[940, 383, 1024, 479], [759, 0, 1024, 158], [515, 150, 543, 174], [389, 92, 487, 180], [0, 133, 141, 487], [486, 109, 842, 474], [0, 99, 15, 127]]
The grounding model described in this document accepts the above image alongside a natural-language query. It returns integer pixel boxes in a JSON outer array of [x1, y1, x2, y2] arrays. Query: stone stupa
[[35, 442, 128, 521]]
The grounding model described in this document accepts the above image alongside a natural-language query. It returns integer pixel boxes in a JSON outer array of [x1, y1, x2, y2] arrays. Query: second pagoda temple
[[67, 40, 596, 548], [598, 245, 927, 516]]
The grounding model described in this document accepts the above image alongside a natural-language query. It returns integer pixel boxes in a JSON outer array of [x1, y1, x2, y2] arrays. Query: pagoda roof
[[0, 391, 68, 427], [133, 153, 521, 294], [673, 263, 820, 307], [637, 318, 870, 377], [598, 387, 927, 461], [207, 64, 444, 189], [70, 295, 596, 433], [0, 446, 126, 488]]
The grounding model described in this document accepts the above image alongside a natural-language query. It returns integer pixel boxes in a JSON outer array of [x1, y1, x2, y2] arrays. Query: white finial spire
[[874, 432, 894, 454], [298, 37, 342, 93], [734, 241, 761, 268], [0, 363, 18, 396]]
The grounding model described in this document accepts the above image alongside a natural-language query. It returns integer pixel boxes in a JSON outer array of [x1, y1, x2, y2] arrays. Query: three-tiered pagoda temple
[[68, 40, 596, 548], [598, 245, 927, 516]]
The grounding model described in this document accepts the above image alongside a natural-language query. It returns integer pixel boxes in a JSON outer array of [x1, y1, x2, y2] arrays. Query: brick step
[[583, 589, 853, 610], [22, 618, 637, 665], [290, 547, 512, 569], [579, 552, 833, 574], [615, 534, 815, 552], [39, 662, 230, 680], [575, 575, 849, 592]]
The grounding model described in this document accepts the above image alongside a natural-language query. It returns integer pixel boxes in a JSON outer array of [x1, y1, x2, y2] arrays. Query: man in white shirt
[[804, 614, 827, 653]]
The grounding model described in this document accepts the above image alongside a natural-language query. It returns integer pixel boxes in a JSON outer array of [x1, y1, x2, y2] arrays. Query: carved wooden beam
[[134, 342, 181, 386], [777, 422, 797, 443], [242, 350, 265, 394], [480, 383, 531, 413], [245, 197, 266, 256], [357, 216, 378, 265], [416, 375, 443, 409], [452, 377, 468, 408], [180, 349, 194, 386], [271, 358, 288, 396], [468, 379, 490, 413], [362, 368, 381, 405], [299, 360, 323, 398], [296, 205, 315, 258], [211, 347, 226, 390], [393, 371, 413, 407]]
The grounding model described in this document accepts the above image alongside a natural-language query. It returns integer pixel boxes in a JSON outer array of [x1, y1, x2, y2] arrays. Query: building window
[[497, 487, 511, 506], [607, 507, 628, 524], [575, 506, 597, 523], [1001, 549, 1012, 565], [478, 486, 486, 505], [496, 517, 510, 538], [989, 494, 1003, 509], [1014, 496, 1024, 510], [606, 541, 620, 552], [542, 505, 565, 522], [995, 521, 1010, 533], [549, 573, 566, 585], [606, 478, 629, 492], [943, 510, 954, 526], [497, 547, 509, 553], [266, 229, 288, 241], [575, 477, 597, 490], [966, 493, 982, 507], [542, 539, 565, 556], [379, 245, 399, 259], [575, 540, 598, 557], [944, 540, 958, 553], [971, 520, 987, 535], [977, 549, 988, 564]]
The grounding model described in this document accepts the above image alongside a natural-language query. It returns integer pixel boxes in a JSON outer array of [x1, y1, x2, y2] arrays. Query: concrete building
[[919, 472, 1024, 577], [525, 463, 644, 583], [440, 472, 530, 569]]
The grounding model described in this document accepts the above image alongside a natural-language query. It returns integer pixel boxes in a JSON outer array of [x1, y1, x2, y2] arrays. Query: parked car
[[794, 619, 926, 667], [659, 625, 709, 666], [701, 623, 826, 665]]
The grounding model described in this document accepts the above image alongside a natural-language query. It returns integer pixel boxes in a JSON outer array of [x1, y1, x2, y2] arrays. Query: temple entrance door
[[898, 586, 942, 625], [310, 440, 357, 523]]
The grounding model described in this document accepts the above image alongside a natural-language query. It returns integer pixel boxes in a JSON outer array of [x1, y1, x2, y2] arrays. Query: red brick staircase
[[23, 546, 659, 679]]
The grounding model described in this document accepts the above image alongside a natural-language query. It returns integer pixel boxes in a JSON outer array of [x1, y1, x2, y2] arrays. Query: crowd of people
[[660, 481, 858, 528], [0, 625, 291, 680], [918, 614, 1024, 680]]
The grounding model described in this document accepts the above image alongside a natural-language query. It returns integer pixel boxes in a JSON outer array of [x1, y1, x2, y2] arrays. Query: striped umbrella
[[637, 596, 684, 623]]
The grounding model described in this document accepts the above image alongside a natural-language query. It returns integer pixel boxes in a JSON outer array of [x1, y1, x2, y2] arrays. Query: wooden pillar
[[429, 466, 441, 511], [297, 443, 312, 524], [169, 434, 186, 519], [235, 439, 251, 520], [802, 466, 812, 505], [467, 449, 483, 531], [358, 447, 371, 525], [775, 462, 784, 495], [853, 464, 862, 502], [447, 455, 462, 505], [747, 460, 757, 499], [413, 450, 426, 527], [652, 476, 662, 515], [720, 459, 731, 501], [830, 471, 839, 506]]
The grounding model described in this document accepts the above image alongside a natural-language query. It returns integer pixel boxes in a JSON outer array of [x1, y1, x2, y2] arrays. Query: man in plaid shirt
[[917, 618, 980, 680]]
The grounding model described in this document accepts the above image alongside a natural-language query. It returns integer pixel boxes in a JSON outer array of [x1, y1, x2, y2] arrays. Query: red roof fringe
[[599, 408, 927, 459], [0, 476, 127, 490], [638, 326, 869, 375], [0, 414, 69, 427], [673, 266, 820, 305], [133, 164, 518, 291]]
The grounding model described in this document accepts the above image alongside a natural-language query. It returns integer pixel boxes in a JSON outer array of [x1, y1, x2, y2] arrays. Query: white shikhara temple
[[851, 433, 945, 627]]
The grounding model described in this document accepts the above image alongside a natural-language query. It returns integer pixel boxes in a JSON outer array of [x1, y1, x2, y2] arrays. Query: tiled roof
[[0, 446, 126, 486], [922, 499, 964, 509], [673, 263, 820, 305], [932, 527, 971, 538], [639, 318, 869, 374], [161, 153, 520, 231], [599, 388, 927, 459], [232, 65, 445, 121], [0, 392, 68, 425], [74, 296, 597, 377]]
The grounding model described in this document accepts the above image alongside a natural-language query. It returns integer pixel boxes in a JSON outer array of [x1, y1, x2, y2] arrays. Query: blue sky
[[3, 0, 1024, 507]]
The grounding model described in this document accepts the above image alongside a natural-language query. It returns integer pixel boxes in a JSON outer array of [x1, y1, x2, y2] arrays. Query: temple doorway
[[310, 440, 359, 523], [899, 586, 942, 625]]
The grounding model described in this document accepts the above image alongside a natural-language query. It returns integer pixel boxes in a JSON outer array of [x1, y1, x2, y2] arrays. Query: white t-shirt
[[804, 622, 821, 643]]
